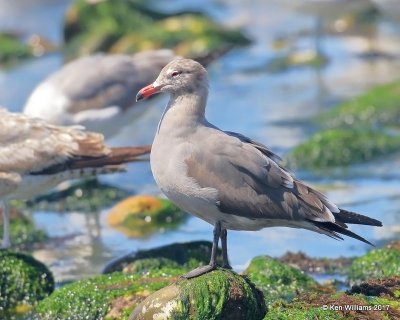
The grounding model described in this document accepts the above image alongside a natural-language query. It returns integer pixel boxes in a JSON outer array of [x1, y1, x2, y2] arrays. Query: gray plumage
[[136, 58, 382, 277], [23, 50, 177, 137]]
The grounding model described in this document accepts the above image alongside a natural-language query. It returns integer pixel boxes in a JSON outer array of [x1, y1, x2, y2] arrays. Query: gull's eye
[[171, 71, 181, 78]]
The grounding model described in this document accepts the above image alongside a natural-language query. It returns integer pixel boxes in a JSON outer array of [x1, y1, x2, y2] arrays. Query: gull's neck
[[157, 87, 209, 135]]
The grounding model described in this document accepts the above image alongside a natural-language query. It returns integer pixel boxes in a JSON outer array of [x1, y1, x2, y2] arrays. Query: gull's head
[[136, 58, 208, 101]]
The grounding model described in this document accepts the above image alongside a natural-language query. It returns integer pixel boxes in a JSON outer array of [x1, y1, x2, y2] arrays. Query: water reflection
[[0, 0, 399, 281]]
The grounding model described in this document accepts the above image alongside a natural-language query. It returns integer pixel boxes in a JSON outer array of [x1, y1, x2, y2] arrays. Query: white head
[[136, 58, 208, 101]]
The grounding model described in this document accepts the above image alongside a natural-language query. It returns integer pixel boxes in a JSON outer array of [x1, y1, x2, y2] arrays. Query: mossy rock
[[0, 208, 47, 248], [0, 250, 54, 318], [265, 276, 400, 320], [103, 241, 222, 274], [279, 251, 353, 275], [287, 80, 400, 169], [265, 287, 399, 320], [130, 269, 266, 320], [244, 256, 318, 306], [0, 33, 32, 67], [107, 195, 187, 238], [26, 179, 130, 212], [33, 266, 184, 320], [319, 81, 400, 128], [265, 50, 327, 73], [287, 127, 400, 169], [63, 0, 250, 60], [348, 241, 400, 282]]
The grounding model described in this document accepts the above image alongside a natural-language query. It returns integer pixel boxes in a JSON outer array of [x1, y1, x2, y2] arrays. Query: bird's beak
[[136, 84, 160, 101]]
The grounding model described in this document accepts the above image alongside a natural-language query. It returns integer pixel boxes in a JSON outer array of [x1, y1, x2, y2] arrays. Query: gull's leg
[[221, 228, 232, 269], [182, 221, 221, 279], [1, 201, 11, 249]]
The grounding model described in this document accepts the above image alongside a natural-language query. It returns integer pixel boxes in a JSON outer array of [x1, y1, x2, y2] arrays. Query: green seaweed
[[287, 80, 400, 169], [0, 213, 47, 248], [0, 33, 31, 66], [34, 270, 179, 320], [287, 127, 400, 169], [264, 300, 342, 320], [319, 81, 400, 128], [348, 247, 400, 282], [63, 0, 250, 60], [131, 269, 266, 320], [0, 250, 54, 318], [244, 256, 317, 306]]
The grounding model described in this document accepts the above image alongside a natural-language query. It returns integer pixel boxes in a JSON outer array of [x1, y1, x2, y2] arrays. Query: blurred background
[[0, 0, 399, 283]]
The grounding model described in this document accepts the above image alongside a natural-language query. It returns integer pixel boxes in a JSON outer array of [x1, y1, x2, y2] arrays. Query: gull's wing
[[0, 108, 109, 175], [185, 128, 381, 244]]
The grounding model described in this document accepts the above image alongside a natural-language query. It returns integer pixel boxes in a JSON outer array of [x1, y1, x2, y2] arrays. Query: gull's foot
[[181, 264, 216, 279]]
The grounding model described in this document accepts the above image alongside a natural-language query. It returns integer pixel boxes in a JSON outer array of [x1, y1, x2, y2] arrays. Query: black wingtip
[[335, 209, 382, 227], [309, 220, 376, 246]]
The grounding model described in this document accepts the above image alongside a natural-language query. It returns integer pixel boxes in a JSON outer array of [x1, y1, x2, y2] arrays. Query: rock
[[279, 251, 353, 274], [33, 269, 180, 320], [28, 179, 130, 212], [0, 250, 54, 318], [107, 195, 187, 238], [63, 0, 251, 60], [287, 80, 400, 169], [244, 256, 318, 306], [348, 241, 400, 283], [320, 81, 400, 128], [130, 269, 266, 320], [103, 241, 221, 274], [287, 127, 400, 169], [35, 241, 223, 319], [0, 33, 31, 66]]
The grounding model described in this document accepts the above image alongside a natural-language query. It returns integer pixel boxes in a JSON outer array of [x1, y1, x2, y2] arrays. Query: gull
[[23, 50, 177, 138], [136, 59, 382, 278], [0, 108, 150, 248]]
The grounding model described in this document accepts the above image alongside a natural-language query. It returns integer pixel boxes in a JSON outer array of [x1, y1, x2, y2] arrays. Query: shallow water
[[0, 0, 399, 282]]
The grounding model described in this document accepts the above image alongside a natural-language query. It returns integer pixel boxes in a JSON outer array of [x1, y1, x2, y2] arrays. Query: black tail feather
[[308, 220, 375, 246], [334, 209, 382, 227]]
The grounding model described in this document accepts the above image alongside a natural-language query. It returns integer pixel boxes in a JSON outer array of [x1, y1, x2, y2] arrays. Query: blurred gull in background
[[0, 108, 150, 248], [23, 50, 177, 139]]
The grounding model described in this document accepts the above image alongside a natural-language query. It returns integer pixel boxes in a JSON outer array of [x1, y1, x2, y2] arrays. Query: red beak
[[136, 84, 160, 101]]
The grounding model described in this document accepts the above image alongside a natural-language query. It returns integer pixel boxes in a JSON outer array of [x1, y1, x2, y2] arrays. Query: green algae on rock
[[103, 241, 221, 274], [34, 269, 181, 320], [319, 81, 400, 128], [348, 241, 400, 283], [63, 0, 251, 60], [130, 269, 266, 320], [0, 250, 54, 318], [28, 179, 130, 212], [287, 127, 400, 169], [287, 79, 400, 169], [107, 195, 187, 238], [0, 208, 47, 248], [0, 33, 31, 66], [244, 256, 317, 306]]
